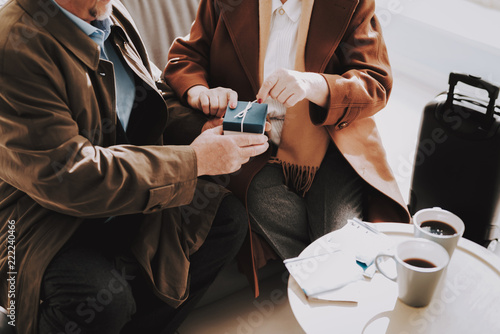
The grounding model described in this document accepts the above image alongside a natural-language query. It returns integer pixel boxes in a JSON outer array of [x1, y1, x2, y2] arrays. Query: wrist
[[306, 73, 329, 108], [187, 85, 208, 99], [190, 144, 205, 176], [186, 85, 208, 107]]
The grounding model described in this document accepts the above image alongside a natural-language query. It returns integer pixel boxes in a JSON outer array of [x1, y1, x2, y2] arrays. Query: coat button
[[169, 57, 180, 64], [338, 122, 349, 129], [99, 72, 106, 77]]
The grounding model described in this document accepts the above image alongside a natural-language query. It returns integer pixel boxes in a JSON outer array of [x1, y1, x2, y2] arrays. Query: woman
[[164, 0, 410, 292]]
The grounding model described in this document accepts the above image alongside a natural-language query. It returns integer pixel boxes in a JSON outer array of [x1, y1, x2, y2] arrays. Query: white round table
[[287, 223, 500, 334]]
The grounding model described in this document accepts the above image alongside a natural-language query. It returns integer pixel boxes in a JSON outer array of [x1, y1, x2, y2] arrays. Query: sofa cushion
[[120, 0, 200, 68]]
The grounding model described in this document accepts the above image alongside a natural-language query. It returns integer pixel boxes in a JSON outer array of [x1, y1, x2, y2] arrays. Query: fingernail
[[257, 99, 263, 104]]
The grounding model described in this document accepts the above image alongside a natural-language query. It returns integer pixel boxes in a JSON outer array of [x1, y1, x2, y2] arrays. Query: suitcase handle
[[446, 73, 499, 128]]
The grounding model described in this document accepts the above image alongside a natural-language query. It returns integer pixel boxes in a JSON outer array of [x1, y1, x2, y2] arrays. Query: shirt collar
[[51, 0, 112, 42], [272, 0, 302, 22]]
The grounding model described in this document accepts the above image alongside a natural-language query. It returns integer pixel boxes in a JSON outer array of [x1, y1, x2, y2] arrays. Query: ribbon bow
[[234, 100, 257, 132]]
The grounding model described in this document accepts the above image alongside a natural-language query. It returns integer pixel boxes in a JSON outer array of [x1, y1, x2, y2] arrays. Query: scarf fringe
[[269, 158, 319, 196]]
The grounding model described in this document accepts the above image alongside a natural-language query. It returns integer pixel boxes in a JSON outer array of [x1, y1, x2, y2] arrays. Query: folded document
[[284, 250, 363, 298], [284, 219, 394, 302]]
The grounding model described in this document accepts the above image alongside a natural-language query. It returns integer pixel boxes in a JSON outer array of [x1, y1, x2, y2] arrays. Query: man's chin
[[91, 1, 113, 21]]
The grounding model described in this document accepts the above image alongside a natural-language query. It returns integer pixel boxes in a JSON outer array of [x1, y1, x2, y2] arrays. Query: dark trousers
[[247, 144, 366, 259], [38, 194, 248, 334]]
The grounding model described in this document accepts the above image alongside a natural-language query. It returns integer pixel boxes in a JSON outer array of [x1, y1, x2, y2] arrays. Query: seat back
[[120, 0, 200, 68]]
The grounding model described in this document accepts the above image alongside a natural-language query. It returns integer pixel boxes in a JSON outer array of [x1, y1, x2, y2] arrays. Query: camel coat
[[0, 1, 224, 333]]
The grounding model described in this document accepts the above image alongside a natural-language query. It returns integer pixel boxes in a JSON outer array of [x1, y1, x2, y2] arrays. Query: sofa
[[120, 0, 200, 69]]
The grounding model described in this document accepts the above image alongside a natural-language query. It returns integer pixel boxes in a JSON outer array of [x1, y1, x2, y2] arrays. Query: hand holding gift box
[[223, 101, 268, 135]]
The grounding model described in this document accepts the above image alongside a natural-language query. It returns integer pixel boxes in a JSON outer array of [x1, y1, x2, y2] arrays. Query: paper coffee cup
[[376, 238, 449, 307], [413, 207, 465, 257]]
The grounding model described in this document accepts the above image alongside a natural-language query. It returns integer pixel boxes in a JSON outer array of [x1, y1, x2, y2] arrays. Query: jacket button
[[99, 72, 106, 77], [338, 122, 348, 129], [169, 57, 180, 64]]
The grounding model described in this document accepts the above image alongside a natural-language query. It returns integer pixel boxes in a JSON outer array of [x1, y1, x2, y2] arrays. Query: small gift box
[[223, 101, 268, 135]]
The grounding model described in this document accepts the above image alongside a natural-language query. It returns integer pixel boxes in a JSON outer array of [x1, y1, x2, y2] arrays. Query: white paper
[[284, 219, 396, 302], [326, 219, 394, 267], [284, 250, 364, 298]]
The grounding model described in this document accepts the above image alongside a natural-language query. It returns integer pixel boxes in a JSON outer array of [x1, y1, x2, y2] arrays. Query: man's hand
[[191, 125, 269, 176], [256, 69, 329, 109], [201, 118, 224, 132], [187, 85, 238, 117]]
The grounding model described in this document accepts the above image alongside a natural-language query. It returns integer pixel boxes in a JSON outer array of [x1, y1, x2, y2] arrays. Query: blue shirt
[[53, 1, 136, 130]]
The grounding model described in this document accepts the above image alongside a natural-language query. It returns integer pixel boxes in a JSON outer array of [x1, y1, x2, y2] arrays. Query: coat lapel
[[305, 0, 359, 73], [237, 0, 359, 85], [17, 0, 100, 71], [110, 5, 168, 144], [294, 0, 314, 72], [218, 0, 261, 92], [258, 0, 272, 85]]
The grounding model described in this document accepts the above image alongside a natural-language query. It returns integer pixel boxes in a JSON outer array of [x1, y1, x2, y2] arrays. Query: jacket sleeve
[[163, 0, 217, 100], [157, 79, 208, 145], [309, 0, 393, 130], [0, 50, 199, 219]]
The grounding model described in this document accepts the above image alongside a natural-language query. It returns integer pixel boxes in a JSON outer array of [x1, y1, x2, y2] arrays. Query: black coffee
[[420, 220, 457, 236], [404, 258, 437, 268]]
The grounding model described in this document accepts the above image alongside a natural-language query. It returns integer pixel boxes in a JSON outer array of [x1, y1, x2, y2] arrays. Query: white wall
[[377, 0, 500, 88]]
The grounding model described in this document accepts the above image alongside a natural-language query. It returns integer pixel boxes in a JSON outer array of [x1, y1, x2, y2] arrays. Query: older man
[[0, 0, 269, 333]]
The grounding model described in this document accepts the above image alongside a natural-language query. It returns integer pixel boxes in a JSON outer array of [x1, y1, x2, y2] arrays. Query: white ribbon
[[234, 100, 257, 132]]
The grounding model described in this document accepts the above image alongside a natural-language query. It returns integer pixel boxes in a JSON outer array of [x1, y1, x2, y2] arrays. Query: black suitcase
[[409, 73, 500, 246]]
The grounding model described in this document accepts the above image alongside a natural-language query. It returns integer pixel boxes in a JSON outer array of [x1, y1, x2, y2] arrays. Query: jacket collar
[[52, 0, 111, 39], [218, 0, 261, 93], [109, 15, 155, 88], [272, 0, 301, 22], [222, 0, 359, 86], [17, 0, 101, 71], [16, 0, 155, 85], [305, 0, 358, 73]]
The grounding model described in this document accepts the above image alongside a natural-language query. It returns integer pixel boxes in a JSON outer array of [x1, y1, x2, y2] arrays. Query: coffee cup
[[413, 207, 465, 257], [375, 238, 449, 307]]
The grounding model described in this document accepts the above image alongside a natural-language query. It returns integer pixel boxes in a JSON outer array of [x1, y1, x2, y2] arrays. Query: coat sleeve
[[158, 79, 208, 145], [0, 45, 199, 219], [309, 0, 393, 130], [163, 0, 217, 100]]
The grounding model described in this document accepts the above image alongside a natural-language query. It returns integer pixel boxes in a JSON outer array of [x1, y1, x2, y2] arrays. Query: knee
[[40, 266, 137, 332], [205, 194, 248, 260], [218, 194, 248, 240], [72, 268, 136, 325]]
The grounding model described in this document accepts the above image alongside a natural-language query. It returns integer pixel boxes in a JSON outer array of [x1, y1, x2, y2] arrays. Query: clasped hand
[[191, 125, 269, 176], [187, 68, 328, 176], [186, 68, 329, 117]]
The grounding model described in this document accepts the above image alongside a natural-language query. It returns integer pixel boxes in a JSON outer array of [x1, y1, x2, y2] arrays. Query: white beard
[[92, 0, 113, 21]]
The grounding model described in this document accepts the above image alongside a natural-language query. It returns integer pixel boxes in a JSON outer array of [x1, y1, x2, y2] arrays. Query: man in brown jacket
[[0, 0, 269, 333]]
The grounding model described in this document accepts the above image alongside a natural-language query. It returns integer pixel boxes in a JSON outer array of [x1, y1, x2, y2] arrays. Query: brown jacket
[[165, 0, 411, 292], [0, 1, 223, 333]]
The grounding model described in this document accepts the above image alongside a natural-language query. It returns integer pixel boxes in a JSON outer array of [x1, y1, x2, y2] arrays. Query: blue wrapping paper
[[223, 101, 268, 134]]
